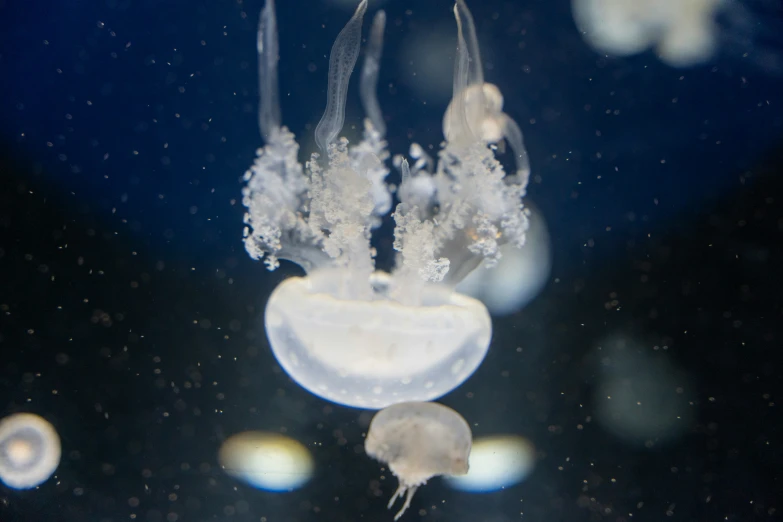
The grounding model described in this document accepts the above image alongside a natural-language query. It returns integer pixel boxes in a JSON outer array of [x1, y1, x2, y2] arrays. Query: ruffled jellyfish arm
[[314, 0, 368, 154], [360, 10, 387, 138], [242, 0, 331, 272], [352, 10, 392, 220], [393, 0, 531, 296], [303, 0, 391, 293], [257, 0, 281, 143]]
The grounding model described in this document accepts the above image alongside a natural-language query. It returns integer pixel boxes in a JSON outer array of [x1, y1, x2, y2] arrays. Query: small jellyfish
[[243, 0, 531, 409], [0, 413, 61, 490], [364, 402, 471, 520]]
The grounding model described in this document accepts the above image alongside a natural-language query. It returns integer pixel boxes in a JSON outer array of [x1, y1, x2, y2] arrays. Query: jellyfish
[[572, 0, 725, 67], [364, 401, 471, 520], [0, 413, 61, 490], [242, 0, 531, 409], [571, 0, 783, 70]]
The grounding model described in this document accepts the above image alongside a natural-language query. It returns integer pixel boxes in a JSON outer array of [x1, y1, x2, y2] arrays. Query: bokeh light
[[457, 204, 551, 316], [0, 413, 61, 490], [446, 435, 535, 492], [592, 336, 696, 448], [218, 431, 314, 492]]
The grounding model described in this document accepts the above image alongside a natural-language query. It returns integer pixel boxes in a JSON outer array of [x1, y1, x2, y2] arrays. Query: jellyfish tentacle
[[315, 0, 368, 154], [391, 484, 418, 521], [444, 3, 473, 144], [245, 2, 323, 272], [360, 10, 387, 137], [387, 483, 404, 510], [455, 0, 484, 87], [500, 112, 531, 182], [257, 0, 281, 143]]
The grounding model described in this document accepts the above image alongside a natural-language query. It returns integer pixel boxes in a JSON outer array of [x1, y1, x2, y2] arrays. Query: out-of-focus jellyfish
[[592, 336, 695, 448], [572, 0, 724, 67], [242, 0, 532, 409], [364, 402, 471, 520], [218, 431, 314, 492], [457, 203, 550, 316], [0, 413, 61, 490], [445, 434, 535, 492]]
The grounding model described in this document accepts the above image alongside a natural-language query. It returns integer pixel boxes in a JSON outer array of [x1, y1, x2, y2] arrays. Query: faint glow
[[398, 24, 457, 102], [457, 204, 551, 316], [572, 0, 723, 67], [0, 413, 61, 490], [446, 435, 535, 492], [218, 431, 314, 492], [593, 336, 695, 447]]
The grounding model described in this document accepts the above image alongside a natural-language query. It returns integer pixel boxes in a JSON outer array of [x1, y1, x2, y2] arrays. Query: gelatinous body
[[243, 0, 532, 408], [572, 0, 724, 67], [0, 413, 61, 490], [266, 270, 490, 408], [365, 402, 471, 519]]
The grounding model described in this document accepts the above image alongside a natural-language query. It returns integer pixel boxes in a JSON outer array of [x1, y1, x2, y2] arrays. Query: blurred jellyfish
[[243, 0, 532, 409], [572, 0, 783, 69], [445, 435, 535, 492], [365, 402, 471, 520], [592, 336, 695, 447], [572, 0, 724, 67], [0, 413, 61, 490], [218, 431, 314, 492], [457, 204, 550, 316]]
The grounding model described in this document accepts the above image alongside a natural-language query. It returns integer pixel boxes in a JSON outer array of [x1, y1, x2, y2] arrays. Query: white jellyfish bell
[[242, 0, 533, 409]]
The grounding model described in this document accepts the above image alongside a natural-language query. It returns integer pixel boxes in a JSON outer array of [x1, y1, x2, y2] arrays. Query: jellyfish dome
[[242, 0, 532, 409]]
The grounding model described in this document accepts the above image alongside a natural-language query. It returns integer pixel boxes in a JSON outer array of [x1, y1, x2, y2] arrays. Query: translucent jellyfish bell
[[365, 402, 472, 520], [243, 0, 531, 409], [266, 270, 491, 409], [0, 413, 61, 490]]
